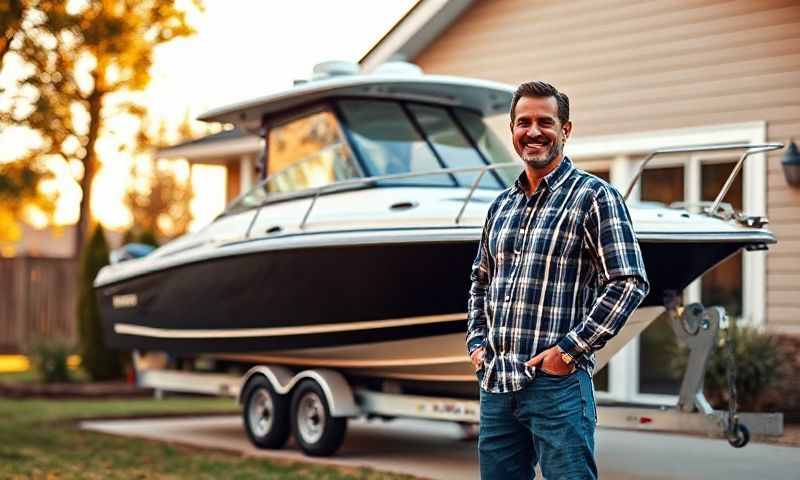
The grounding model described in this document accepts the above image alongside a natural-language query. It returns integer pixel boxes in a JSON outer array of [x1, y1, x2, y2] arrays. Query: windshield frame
[[218, 97, 510, 219]]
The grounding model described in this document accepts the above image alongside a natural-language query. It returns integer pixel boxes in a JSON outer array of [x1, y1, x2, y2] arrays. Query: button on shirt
[[467, 157, 649, 393]]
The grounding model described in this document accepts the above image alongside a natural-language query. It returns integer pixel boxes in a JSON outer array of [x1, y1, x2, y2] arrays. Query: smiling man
[[467, 81, 650, 479]]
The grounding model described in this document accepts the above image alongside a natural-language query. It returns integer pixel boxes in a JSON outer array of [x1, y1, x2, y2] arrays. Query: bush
[[671, 324, 783, 411], [27, 338, 72, 383], [77, 226, 126, 381], [122, 227, 159, 247]]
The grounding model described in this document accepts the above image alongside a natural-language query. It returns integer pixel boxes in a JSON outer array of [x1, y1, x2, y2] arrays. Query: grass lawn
[[0, 397, 413, 479]]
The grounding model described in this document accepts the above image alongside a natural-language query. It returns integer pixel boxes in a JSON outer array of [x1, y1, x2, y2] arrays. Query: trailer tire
[[242, 376, 290, 449], [728, 423, 750, 448], [290, 380, 347, 456]]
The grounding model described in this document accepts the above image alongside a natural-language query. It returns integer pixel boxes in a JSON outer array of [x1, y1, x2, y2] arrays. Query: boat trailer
[[131, 300, 782, 456], [596, 300, 782, 448]]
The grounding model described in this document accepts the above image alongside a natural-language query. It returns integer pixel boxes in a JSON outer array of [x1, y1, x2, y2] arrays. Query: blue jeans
[[478, 369, 597, 480]]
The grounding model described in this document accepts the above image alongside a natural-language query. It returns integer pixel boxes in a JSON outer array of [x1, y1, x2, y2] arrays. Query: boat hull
[[98, 235, 744, 354]]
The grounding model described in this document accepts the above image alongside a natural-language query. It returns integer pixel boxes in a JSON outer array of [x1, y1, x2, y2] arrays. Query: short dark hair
[[510, 81, 570, 126]]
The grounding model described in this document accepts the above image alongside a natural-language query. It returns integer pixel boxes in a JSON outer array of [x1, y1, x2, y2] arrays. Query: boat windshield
[[223, 99, 514, 217], [225, 109, 360, 215], [453, 109, 518, 186], [338, 99, 509, 189]]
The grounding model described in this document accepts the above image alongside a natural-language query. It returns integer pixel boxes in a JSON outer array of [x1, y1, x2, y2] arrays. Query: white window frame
[[566, 121, 767, 404]]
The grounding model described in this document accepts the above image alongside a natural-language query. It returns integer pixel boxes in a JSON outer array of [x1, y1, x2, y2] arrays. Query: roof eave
[[359, 0, 475, 72]]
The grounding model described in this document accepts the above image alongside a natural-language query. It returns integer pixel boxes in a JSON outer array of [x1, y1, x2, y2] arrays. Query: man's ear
[[562, 120, 573, 140], [509, 120, 514, 132]]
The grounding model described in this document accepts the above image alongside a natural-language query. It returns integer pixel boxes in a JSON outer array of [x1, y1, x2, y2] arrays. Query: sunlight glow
[[4, 0, 417, 241]]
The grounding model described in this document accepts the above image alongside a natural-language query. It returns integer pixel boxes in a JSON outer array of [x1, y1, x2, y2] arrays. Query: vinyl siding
[[414, 0, 800, 331]]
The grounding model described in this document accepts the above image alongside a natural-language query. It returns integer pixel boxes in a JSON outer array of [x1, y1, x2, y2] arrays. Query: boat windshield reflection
[[223, 98, 514, 219]]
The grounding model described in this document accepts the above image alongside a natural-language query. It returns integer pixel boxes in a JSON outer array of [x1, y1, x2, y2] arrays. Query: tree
[[124, 113, 196, 241], [0, 153, 54, 243], [1, 0, 201, 257], [77, 225, 123, 380], [125, 158, 193, 241], [0, 0, 27, 70]]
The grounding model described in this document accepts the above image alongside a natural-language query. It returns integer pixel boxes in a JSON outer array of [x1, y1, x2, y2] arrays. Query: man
[[467, 81, 649, 479]]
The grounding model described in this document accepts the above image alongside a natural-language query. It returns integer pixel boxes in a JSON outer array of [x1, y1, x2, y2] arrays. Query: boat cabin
[[198, 62, 520, 216]]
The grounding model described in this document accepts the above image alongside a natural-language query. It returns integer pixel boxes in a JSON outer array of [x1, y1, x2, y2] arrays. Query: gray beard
[[522, 140, 563, 169]]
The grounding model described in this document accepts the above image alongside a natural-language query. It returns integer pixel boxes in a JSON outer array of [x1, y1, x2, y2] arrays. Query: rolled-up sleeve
[[557, 185, 650, 358]]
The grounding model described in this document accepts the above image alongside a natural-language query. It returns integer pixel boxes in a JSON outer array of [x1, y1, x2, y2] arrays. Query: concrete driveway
[[82, 415, 800, 480]]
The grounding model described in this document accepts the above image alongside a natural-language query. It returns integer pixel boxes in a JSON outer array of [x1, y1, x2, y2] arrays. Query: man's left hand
[[525, 346, 575, 376]]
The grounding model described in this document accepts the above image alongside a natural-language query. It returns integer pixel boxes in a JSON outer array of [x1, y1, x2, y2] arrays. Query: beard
[[521, 137, 563, 169]]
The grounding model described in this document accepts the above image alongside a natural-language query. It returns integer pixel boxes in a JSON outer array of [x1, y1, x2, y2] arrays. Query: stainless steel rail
[[622, 143, 784, 206], [247, 142, 783, 235], [296, 162, 521, 230]]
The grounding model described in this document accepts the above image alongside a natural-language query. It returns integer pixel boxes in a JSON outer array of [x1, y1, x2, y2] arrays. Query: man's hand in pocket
[[525, 346, 575, 376], [470, 347, 485, 372]]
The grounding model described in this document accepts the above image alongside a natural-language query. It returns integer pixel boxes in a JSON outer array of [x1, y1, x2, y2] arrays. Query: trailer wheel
[[727, 423, 750, 448], [242, 376, 290, 449], [290, 380, 347, 456]]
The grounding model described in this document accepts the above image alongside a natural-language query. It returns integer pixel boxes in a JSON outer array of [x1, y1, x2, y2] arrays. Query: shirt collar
[[513, 156, 575, 194]]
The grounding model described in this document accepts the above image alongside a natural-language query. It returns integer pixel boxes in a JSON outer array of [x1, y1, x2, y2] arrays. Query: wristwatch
[[560, 350, 574, 365]]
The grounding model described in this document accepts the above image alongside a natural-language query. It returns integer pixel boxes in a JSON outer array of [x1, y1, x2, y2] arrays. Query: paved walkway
[[82, 416, 800, 480]]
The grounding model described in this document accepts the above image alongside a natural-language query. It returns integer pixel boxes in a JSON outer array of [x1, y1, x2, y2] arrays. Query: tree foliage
[[1, 0, 201, 256], [124, 114, 198, 242], [0, 154, 54, 242], [77, 225, 124, 380], [125, 158, 193, 241]]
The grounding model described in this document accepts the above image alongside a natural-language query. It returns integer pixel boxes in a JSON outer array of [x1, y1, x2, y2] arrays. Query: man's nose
[[525, 124, 541, 138]]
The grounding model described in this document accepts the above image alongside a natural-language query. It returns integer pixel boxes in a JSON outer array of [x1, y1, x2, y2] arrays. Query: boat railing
[[622, 143, 784, 218], [248, 142, 783, 237], [297, 162, 522, 230]]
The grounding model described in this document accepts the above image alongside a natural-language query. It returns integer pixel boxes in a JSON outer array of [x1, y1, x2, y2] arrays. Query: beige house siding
[[413, 0, 800, 332]]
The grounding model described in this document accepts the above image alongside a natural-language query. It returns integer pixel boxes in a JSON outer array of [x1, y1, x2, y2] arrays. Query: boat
[[94, 62, 780, 399]]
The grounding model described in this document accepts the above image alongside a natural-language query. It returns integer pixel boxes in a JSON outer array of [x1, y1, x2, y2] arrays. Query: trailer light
[[782, 139, 800, 187]]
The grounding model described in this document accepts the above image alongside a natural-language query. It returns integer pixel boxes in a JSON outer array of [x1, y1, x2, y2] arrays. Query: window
[[455, 110, 517, 186], [222, 110, 359, 215], [266, 110, 360, 193], [565, 122, 766, 404], [700, 161, 743, 317], [337, 100, 454, 186], [408, 104, 503, 189], [638, 165, 685, 395], [635, 159, 745, 396]]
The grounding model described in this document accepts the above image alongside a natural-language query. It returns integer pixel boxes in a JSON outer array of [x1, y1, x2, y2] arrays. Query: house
[[359, 0, 800, 405], [156, 127, 262, 204]]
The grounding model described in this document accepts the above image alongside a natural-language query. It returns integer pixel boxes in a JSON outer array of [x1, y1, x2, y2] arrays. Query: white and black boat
[[95, 62, 780, 395]]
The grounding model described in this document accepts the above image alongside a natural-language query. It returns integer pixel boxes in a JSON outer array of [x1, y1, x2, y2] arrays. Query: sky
[[22, 0, 418, 232]]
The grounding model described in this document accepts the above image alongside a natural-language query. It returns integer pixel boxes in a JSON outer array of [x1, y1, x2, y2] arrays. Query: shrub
[[77, 226, 126, 381], [27, 338, 72, 384], [122, 227, 159, 247], [671, 323, 783, 411]]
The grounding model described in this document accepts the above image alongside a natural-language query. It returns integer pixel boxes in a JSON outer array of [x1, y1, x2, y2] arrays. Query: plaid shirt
[[467, 157, 649, 393]]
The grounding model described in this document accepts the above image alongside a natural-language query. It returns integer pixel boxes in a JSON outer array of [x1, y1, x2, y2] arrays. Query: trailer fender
[[238, 366, 359, 417], [238, 365, 294, 405], [291, 369, 359, 417]]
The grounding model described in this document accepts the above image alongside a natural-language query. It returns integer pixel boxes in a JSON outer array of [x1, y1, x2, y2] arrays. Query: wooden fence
[[0, 257, 78, 354]]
